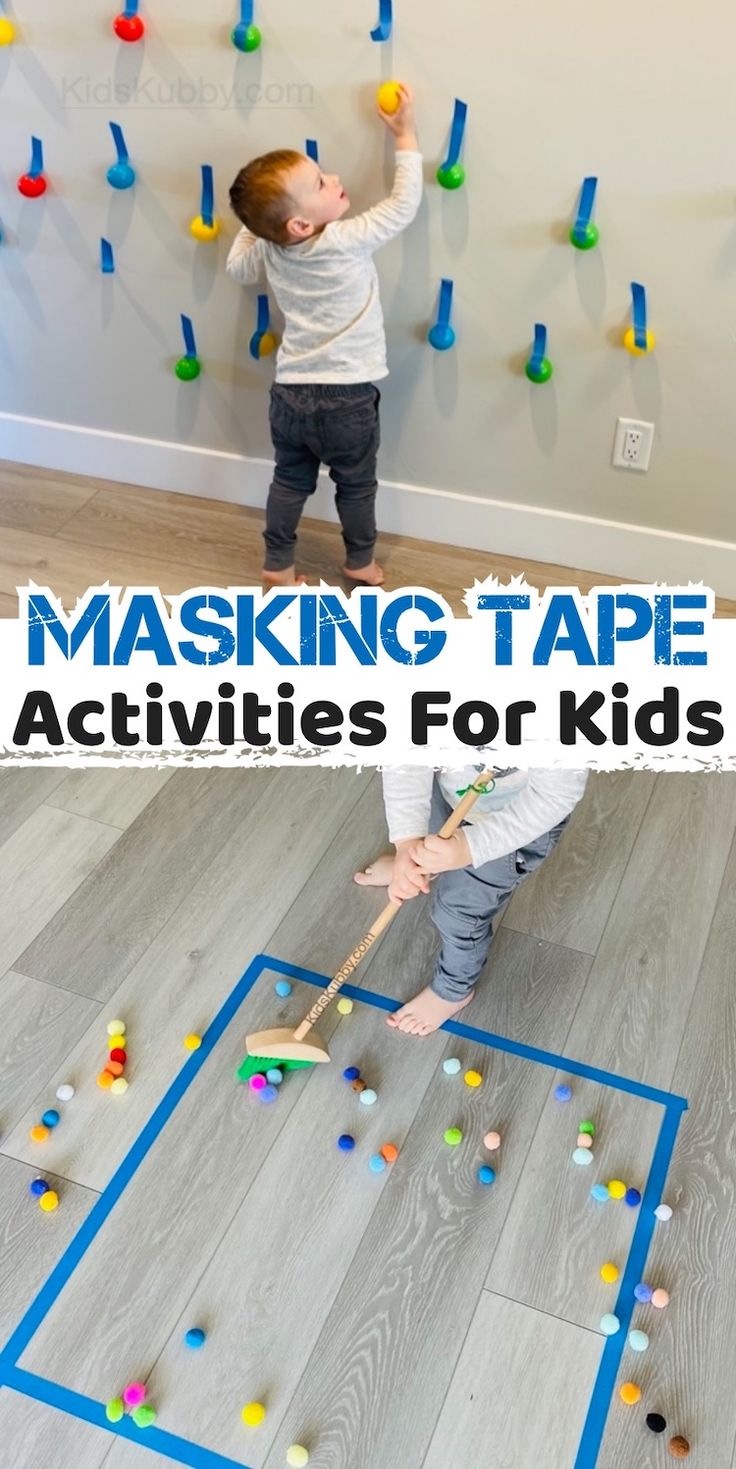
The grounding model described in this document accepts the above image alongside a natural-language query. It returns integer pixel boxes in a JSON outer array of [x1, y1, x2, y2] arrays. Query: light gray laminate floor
[[0, 768, 733, 1469]]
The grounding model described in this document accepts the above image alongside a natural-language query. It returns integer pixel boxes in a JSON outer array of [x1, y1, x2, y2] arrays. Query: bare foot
[[386, 986, 474, 1037], [353, 853, 395, 887], [263, 567, 309, 587], [343, 560, 384, 586]]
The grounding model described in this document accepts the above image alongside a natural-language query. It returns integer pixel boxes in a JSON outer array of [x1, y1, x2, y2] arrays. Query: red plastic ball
[[113, 13, 145, 42], [18, 174, 47, 199], [109, 1048, 127, 1063]]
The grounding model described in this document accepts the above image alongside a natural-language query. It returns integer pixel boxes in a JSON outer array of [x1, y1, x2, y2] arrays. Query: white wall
[[1, 0, 735, 585]]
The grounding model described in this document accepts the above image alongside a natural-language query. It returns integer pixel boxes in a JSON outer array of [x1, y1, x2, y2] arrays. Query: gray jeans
[[265, 382, 381, 571], [429, 780, 570, 1000]]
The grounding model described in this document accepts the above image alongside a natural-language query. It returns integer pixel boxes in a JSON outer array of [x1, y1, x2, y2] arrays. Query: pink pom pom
[[123, 1381, 147, 1408], [249, 1074, 266, 1092]]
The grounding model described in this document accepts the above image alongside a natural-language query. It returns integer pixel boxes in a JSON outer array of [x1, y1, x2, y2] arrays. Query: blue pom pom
[[625, 1187, 642, 1208], [274, 980, 292, 998], [337, 1134, 356, 1151], [185, 1327, 206, 1348], [259, 1085, 278, 1104], [369, 1154, 387, 1173], [42, 1109, 60, 1128], [554, 1084, 573, 1102], [590, 1183, 610, 1202], [478, 1165, 496, 1185], [343, 1066, 360, 1082], [29, 1178, 49, 1197], [634, 1282, 653, 1303], [266, 1068, 283, 1085]]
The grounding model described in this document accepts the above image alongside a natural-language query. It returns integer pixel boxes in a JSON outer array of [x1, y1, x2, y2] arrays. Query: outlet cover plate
[[612, 417, 654, 472]]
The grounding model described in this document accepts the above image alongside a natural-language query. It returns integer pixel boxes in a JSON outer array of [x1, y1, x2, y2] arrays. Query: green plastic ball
[[175, 355, 201, 382], [232, 22, 261, 51], [436, 163, 465, 191], [525, 357, 553, 384], [569, 222, 599, 250]]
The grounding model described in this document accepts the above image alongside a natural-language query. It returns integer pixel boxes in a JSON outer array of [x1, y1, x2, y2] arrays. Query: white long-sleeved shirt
[[382, 766, 589, 868], [225, 151, 423, 384]]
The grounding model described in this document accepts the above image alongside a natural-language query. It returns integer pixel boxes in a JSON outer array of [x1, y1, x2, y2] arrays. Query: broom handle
[[292, 770, 496, 1041]]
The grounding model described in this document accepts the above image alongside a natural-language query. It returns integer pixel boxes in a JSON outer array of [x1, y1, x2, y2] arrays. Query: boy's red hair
[[229, 150, 304, 244]]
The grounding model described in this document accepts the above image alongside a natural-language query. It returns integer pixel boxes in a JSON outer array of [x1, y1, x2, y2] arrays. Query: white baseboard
[[2, 411, 734, 598]]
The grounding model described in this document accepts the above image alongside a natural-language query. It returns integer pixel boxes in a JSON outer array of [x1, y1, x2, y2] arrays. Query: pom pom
[[600, 1263, 619, 1283], [242, 1402, 266, 1426], [185, 1327, 206, 1348], [555, 1083, 572, 1102], [483, 1131, 501, 1150], [478, 1165, 496, 1185], [123, 1382, 146, 1409], [444, 1127, 462, 1146], [646, 1413, 667, 1434], [56, 1084, 75, 1102], [336, 998, 353, 1015], [651, 1288, 670, 1309], [620, 1382, 641, 1405], [337, 1134, 355, 1151], [628, 1329, 649, 1352], [442, 1057, 461, 1075], [275, 980, 292, 998], [599, 1314, 620, 1336], [359, 1088, 377, 1106], [464, 1069, 482, 1088], [39, 1190, 59, 1212]]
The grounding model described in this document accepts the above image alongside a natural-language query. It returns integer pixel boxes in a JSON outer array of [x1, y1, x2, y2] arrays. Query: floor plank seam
[[415, 1279, 491, 1469], [499, 921, 598, 958], [479, 1283, 604, 1339]]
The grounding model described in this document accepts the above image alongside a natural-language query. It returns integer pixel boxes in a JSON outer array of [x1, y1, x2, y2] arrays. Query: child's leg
[[320, 384, 383, 583], [264, 386, 321, 577]]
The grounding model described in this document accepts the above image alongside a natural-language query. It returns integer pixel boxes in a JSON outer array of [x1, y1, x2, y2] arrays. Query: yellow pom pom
[[337, 998, 354, 1015], [184, 1034, 202, 1051], [241, 1402, 265, 1427], [39, 1190, 59, 1212], [111, 1077, 129, 1096], [0, 17, 15, 44], [97, 1070, 114, 1089], [623, 326, 655, 356], [190, 215, 221, 243], [377, 81, 402, 116], [600, 1262, 619, 1283], [108, 1034, 126, 1050], [607, 1179, 626, 1200], [30, 1124, 50, 1143], [464, 1069, 482, 1088]]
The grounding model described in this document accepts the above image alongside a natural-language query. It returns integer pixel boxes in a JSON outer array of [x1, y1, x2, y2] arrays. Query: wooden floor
[[2, 460, 735, 619], [1, 768, 735, 1466]]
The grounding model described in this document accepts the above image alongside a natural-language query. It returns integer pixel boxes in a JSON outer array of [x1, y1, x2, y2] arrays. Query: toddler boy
[[226, 86, 421, 586], [356, 765, 589, 1034]]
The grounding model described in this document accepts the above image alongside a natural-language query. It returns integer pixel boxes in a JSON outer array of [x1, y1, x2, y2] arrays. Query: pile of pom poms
[[98, 1018, 129, 1095], [619, 1385, 690, 1455], [29, 1105, 61, 1145], [572, 1118, 596, 1166], [343, 1066, 377, 1105], [29, 1176, 59, 1212], [106, 1380, 156, 1428], [588, 1177, 642, 1207], [249, 1067, 283, 1104]]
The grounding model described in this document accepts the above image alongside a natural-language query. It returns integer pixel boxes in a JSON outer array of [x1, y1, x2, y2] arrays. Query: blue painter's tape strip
[[2, 1368, 252, 1469], [249, 294, 270, 358], [370, 0, 392, 41], [109, 121, 128, 164], [240, 0, 253, 25], [181, 313, 197, 359], [631, 281, 647, 350], [305, 138, 319, 163], [0, 958, 263, 1372], [573, 1100, 684, 1468], [123, 0, 139, 15], [201, 164, 214, 228], [573, 175, 597, 242], [261, 955, 689, 1112], [101, 238, 115, 273], [530, 322, 547, 373], [437, 276, 453, 330], [29, 137, 44, 180], [441, 98, 468, 172]]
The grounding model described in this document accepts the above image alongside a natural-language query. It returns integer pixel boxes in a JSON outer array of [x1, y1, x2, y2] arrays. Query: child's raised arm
[[332, 85, 422, 253], [226, 227, 266, 285]]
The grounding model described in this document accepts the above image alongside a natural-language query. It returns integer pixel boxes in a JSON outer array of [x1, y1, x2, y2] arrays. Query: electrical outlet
[[612, 418, 654, 472]]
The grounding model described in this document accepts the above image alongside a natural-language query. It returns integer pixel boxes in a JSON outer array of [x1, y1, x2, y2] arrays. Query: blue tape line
[[530, 322, 547, 373], [181, 314, 197, 359], [573, 1101, 684, 1468], [1, 1368, 252, 1469], [123, 0, 139, 15], [441, 98, 468, 172], [201, 164, 214, 228], [29, 137, 43, 180], [573, 175, 597, 242], [305, 138, 319, 163], [370, 0, 392, 41], [261, 955, 689, 1111], [0, 958, 263, 1373], [631, 281, 647, 351], [109, 121, 128, 165], [100, 238, 115, 274], [239, 0, 253, 24]]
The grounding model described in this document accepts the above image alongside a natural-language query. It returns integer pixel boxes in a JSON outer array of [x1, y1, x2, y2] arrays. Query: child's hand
[[378, 83, 416, 139], [388, 837, 430, 903], [410, 831, 471, 875]]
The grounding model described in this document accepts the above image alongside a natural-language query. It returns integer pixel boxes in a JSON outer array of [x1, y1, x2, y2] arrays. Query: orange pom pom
[[30, 1124, 50, 1143], [380, 1143, 399, 1164], [106, 1060, 125, 1077], [97, 1070, 114, 1089]]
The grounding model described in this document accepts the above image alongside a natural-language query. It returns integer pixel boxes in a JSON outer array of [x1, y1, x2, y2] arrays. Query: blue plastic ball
[[555, 1084, 573, 1102], [590, 1183, 610, 1202], [106, 162, 136, 190], [369, 1154, 387, 1173], [185, 1327, 206, 1348], [634, 1282, 653, 1303], [266, 1068, 283, 1085], [259, 1085, 278, 1104], [274, 980, 292, 998], [428, 323, 456, 352], [42, 1109, 60, 1128], [338, 1134, 355, 1151], [343, 1066, 360, 1082], [625, 1188, 642, 1208], [478, 1165, 496, 1186], [29, 1178, 49, 1197]]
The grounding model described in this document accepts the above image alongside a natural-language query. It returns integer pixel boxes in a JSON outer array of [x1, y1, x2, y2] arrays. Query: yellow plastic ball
[[184, 1033, 202, 1051], [600, 1262, 619, 1284], [242, 1402, 266, 1427], [97, 1070, 114, 1090], [108, 1034, 126, 1050], [377, 81, 402, 116], [607, 1179, 626, 1200], [190, 215, 221, 243], [464, 1069, 482, 1088], [107, 1019, 126, 1036], [620, 1382, 641, 1405], [30, 1124, 50, 1142], [0, 17, 15, 44], [111, 1077, 129, 1096], [258, 331, 277, 357], [337, 998, 353, 1015], [623, 326, 655, 356], [39, 1190, 59, 1212]]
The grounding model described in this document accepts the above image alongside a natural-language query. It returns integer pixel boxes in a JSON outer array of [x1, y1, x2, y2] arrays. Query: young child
[[226, 86, 422, 587], [355, 765, 589, 1035]]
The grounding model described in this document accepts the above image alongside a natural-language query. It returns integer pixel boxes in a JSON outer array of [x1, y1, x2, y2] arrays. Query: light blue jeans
[[429, 779, 569, 1000]]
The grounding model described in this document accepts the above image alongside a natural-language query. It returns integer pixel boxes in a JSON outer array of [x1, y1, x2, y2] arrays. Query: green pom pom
[[132, 1404, 157, 1428], [105, 1398, 124, 1423], [444, 1126, 463, 1146]]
